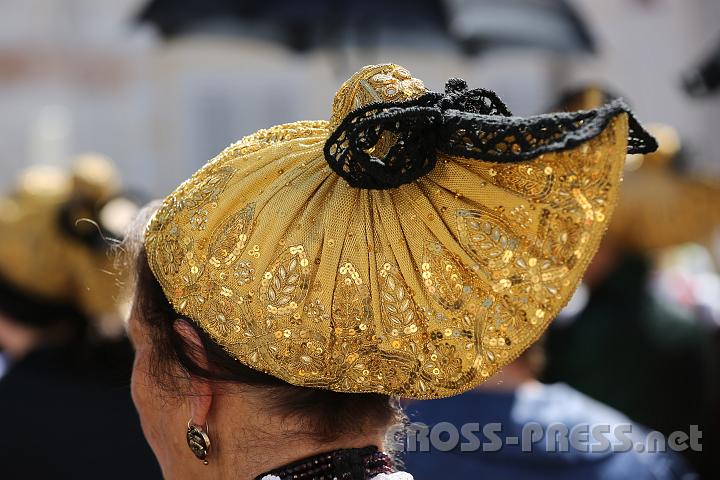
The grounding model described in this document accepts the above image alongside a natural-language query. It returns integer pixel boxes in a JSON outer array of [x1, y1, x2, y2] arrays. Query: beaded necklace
[[255, 445, 393, 480]]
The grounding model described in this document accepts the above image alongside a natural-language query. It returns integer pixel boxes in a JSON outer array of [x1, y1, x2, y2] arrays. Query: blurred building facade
[[0, 0, 719, 197]]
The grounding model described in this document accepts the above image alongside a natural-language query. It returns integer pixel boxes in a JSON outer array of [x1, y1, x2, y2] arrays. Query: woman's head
[[127, 244, 403, 478], [125, 63, 655, 477]]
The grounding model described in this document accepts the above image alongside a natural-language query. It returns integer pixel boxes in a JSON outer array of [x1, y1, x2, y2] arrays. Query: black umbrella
[[446, 0, 595, 55], [137, 0, 448, 52], [136, 0, 594, 55]]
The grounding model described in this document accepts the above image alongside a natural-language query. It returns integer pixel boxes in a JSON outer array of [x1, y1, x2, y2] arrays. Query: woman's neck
[[199, 389, 390, 479], [239, 434, 387, 479]]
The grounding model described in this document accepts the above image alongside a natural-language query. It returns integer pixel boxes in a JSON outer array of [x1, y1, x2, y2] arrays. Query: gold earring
[[186, 420, 211, 465]]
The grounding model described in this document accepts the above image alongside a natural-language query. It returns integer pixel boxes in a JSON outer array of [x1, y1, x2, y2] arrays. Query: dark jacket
[[0, 340, 161, 479], [403, 383, 695, 480]]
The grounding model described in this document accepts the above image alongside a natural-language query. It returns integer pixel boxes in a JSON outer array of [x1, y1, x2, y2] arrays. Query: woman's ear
[[173, 320, 213, 427]]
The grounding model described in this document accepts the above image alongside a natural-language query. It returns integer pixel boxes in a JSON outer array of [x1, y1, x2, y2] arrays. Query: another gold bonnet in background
[[556, 85, 720, 251], [145, 64, 656, 398], [611, 125, 720, 251], [0, 154, 130, 330]]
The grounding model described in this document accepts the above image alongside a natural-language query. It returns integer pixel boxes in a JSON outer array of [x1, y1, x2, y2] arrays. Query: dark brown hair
[[131, 246, 403, 443]]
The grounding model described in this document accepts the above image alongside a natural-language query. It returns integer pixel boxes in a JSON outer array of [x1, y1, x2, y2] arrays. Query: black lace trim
[[253, 445, 393, 480], [324, 79, 658, 190]]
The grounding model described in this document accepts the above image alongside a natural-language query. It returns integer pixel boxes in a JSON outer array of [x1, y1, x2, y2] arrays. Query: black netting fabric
[[324, 79, 658, 189]]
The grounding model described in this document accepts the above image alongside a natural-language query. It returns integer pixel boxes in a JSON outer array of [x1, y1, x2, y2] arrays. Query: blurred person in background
[[403, 340, 696, 480], [542, 87, 720, 478], [0, 155, 160, 478]]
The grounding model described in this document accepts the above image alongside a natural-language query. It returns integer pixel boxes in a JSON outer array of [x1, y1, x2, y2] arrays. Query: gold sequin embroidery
[[145, 65, 628, 399]]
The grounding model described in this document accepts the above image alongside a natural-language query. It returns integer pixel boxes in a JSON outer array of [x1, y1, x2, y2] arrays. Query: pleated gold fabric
[[146, 64, 630, 398]]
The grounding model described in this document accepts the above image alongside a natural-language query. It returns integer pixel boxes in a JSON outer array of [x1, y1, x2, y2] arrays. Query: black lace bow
[[324, 78, 658, 189]]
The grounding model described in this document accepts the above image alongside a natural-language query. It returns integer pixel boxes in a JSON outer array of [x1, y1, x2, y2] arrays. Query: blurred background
[[2, 0, 720, 194], [0, 0, 719, 479]]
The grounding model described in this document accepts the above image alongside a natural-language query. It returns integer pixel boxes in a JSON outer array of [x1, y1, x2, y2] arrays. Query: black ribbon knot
[[324, 78, 658, 190]]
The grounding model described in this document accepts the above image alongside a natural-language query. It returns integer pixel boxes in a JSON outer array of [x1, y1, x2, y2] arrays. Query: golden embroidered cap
[[0, 155, 136, 329], [145, 64, 657, 398]]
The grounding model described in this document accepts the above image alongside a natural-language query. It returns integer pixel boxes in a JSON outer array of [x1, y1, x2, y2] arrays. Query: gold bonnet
[[0, 155, 132, 328], [145, 64, 657, 398]]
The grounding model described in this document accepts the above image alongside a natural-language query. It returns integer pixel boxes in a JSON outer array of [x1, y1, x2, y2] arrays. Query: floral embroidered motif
[[260, 245, 310, 317], [379, 263, 419, 349]]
